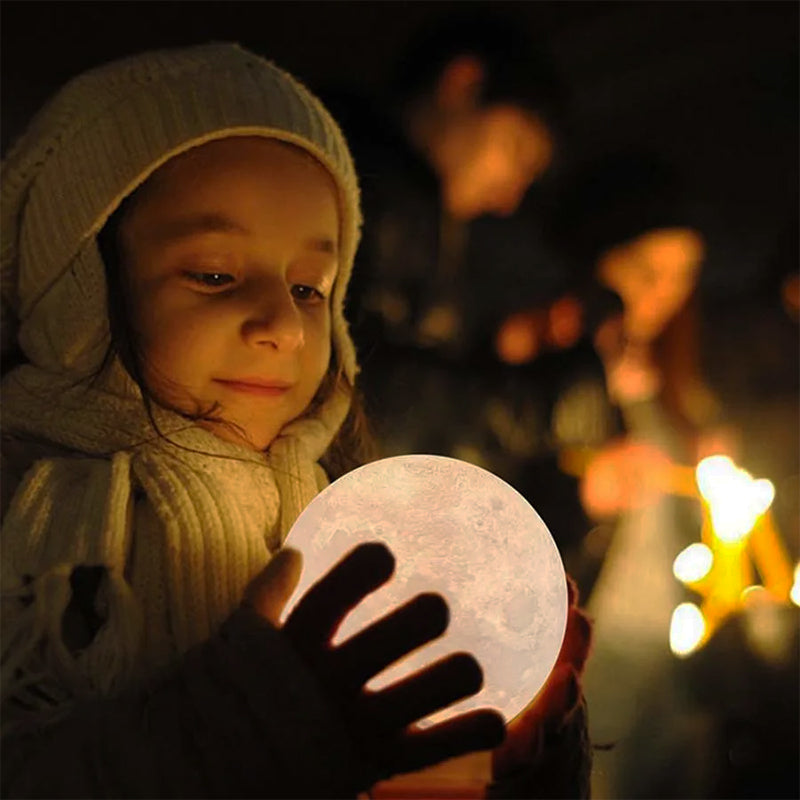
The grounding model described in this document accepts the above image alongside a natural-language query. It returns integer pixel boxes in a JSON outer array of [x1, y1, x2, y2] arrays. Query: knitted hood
[[1, 41, 361, 382]]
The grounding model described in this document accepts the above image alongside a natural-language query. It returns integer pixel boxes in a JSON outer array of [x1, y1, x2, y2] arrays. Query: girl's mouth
[[214, 378, 292, 397]]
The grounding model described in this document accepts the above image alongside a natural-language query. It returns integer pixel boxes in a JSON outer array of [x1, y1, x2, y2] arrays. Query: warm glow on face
[[121, 137, 338, 450], [695, 456, 775, 543], [670, 602, 707, 656], [673, 543, 714, 584], [791, 563, 800, 607]]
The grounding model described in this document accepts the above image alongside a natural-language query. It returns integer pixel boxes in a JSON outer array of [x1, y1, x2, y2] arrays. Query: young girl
[[1, 43, 589, 798]]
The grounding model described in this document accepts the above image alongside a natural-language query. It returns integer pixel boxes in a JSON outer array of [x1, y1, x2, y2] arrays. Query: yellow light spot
[[791, 563, 800, 608], [695, 456, 775, 543], [695, 455, 731, 499], [673, 543, 714, 583], [670, 602, 707, 657]]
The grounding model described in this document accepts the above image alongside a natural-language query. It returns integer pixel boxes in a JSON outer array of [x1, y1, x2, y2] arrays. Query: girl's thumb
[[243, 548, 304, 626]]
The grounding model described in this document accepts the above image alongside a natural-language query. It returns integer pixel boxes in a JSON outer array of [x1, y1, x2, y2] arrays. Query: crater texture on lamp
[[283, 454, 568, 725]]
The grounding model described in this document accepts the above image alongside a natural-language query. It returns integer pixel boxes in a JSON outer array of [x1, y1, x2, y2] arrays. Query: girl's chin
[[196, 418, 274, 451], [152, 390, 282, 451]]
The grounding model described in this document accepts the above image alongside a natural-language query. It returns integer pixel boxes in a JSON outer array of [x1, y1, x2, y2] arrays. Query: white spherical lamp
[[283, 454, 568, 725]]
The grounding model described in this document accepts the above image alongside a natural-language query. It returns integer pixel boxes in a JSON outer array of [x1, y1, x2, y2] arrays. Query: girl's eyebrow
[[307, 237, 338, 256], [151, 213, 250, 242], [150, 213, 338, 255]]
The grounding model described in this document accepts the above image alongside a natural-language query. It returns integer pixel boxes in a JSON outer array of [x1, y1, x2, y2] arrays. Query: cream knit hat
[[1, 42, 361, 383]]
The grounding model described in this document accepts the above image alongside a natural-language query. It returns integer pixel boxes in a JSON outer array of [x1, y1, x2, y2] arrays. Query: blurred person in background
[[549, 149, 729, 475], [530, 149, 734, 798], [322, 8, 570, 468], [321, 9, 599, 589], [539, 153, 798, 800], [488, 152, 731, 602]]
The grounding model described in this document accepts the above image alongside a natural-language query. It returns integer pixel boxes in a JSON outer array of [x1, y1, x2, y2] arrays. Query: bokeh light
[[673, 543, 714, 584], [670, 602, 707, 657], [791, 564, 800, 608], [695, 455, 775, 543]]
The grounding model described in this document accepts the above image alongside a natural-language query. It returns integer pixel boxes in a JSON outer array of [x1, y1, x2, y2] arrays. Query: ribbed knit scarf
[[0, 359, 347, 716]]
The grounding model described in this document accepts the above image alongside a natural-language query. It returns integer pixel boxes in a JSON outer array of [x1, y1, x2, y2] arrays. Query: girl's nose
[[241, 286, 305, 351]]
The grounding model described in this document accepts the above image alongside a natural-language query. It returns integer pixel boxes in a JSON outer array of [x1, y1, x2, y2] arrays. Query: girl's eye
[[291, 284, 326, 303], [184, 271, 235, 289]]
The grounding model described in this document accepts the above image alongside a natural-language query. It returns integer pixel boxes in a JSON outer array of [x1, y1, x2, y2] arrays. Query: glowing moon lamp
[[283, 454, 568, 726]]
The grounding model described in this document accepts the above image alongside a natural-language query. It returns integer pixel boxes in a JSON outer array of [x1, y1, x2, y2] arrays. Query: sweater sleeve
[[2, 606, 375, 799]]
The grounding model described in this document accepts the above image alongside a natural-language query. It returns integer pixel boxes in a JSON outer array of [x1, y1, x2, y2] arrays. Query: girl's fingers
[[557, 605, 593, 673], [283, 542, 395, 654], [389, 708, 506, 775], [332, 592, 449, 691], [566, 574, 578, 608], [360, 652, 485, 733], [507, 665, 577, 747], [243, 548, 303, 626]]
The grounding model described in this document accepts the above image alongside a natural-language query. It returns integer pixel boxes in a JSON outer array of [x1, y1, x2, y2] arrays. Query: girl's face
[[597, 227, 704, 343], [119, 137, 340, 450]]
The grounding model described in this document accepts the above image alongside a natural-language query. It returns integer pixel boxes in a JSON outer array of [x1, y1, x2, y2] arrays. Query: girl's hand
[[488, 576, 593, 799], [246, 543, 507, 782]]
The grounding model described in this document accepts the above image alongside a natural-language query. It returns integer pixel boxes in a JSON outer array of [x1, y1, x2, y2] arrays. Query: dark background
[[2, 0, 798, 297]]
